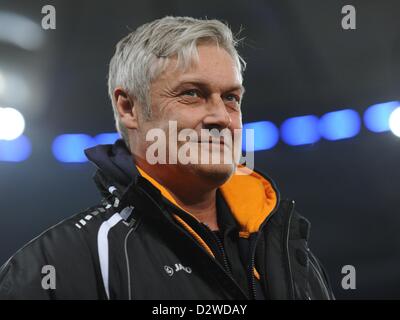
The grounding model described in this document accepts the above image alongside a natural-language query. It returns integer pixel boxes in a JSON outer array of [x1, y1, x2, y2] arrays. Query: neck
[[168, 187, 219, 231], [135, 159, 219, 230]]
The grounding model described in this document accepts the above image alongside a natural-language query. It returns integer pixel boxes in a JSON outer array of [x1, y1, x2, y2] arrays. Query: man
[[0, 16, 334, 300]]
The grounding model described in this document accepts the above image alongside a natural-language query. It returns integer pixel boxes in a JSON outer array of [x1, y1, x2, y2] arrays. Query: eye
[[182, 89, 201, 97], [224, 94, 241, 103]]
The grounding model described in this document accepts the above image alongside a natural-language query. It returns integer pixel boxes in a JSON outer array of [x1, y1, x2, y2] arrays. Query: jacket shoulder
[[0, 204, 113, 299]]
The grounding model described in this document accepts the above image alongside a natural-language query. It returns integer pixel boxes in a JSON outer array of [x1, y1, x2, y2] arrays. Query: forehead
[[155, 43, 243, 90]]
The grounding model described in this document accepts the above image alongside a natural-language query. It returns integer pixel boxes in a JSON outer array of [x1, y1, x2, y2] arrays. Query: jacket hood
[[85, 139, 280, 236], [84, 139, 138, 201]]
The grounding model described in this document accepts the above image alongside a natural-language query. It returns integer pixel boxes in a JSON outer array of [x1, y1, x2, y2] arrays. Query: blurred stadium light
[[318, 109, 361, 141], [0, 11, 44, 51], [280, 115, 320, 146], [243, 121, 279, 152], [389, 107, 400, 138], [0, 7, 43, 163], [51, 133, 121, 163], [94, 132, 120, 145], [0, 107, 25, 140], [0, 135, 31, 162], [52, 134, 96, 163], [363, 101, 400, 133]]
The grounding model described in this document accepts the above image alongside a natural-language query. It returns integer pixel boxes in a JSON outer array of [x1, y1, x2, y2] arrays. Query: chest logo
[[164, 263, 192, 276]]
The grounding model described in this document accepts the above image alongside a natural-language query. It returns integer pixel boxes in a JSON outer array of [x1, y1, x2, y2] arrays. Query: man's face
[[135, 43, 244, 184]]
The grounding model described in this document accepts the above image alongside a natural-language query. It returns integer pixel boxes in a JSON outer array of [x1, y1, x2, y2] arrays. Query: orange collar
[[136, 165, 278, 237]]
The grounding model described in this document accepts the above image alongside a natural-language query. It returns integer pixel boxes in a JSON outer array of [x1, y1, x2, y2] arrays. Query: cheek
[[152, 97, 175, 119], [155, 98, 185, 121], [142, 103, 202, 139], [230, 111, 242, 129]]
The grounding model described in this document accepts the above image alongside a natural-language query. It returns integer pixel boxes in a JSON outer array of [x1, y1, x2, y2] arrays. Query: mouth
[[197, 139, 227, 146], [184, 136, 232, 148]]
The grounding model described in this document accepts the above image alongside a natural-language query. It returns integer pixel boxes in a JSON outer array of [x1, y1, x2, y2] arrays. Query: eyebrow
[[174, 80, 246, 96]]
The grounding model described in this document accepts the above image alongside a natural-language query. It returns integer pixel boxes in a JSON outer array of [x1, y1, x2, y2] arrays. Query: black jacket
[[0, 140, 334, 300]]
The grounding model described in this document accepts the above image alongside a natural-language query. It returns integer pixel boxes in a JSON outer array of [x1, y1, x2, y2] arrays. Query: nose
[[202, 95, 231, 131]]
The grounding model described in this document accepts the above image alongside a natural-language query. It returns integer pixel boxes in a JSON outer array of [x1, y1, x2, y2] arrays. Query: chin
[[175, 142, 237, 185], [189, 163, 235, 185]]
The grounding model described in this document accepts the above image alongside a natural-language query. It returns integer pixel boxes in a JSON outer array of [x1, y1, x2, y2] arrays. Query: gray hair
[[108, 16, 246, 148]]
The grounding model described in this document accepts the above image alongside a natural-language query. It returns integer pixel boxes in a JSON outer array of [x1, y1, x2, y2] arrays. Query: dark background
[[1, 0, 400, 299]]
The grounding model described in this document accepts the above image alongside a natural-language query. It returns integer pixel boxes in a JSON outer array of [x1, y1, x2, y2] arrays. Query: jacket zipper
[[247, 200, 281, 300], [201, 225, 232, 275], [248, 236, 258, 299], [137, 186, 249, 299]]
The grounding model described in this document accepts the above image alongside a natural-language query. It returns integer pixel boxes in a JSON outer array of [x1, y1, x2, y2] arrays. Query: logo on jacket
[[164, 263, 192, 276]]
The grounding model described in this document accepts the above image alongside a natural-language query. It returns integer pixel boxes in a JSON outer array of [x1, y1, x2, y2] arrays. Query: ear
[[114, 87, 139, 129]]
